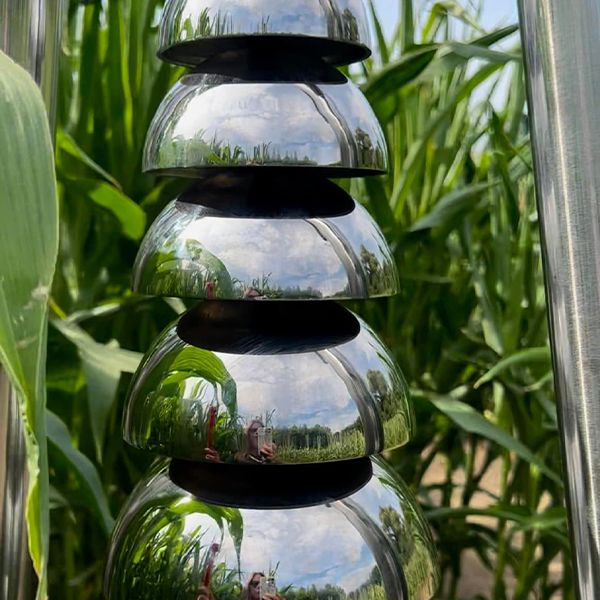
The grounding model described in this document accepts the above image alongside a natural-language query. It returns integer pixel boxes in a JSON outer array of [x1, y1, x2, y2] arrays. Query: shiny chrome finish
[[104, 458, 439, 600], [133, 198, 399, 300], [124, 302, 414, 464], [1, 1, 63, 598], [518, 1, 600, 596], [0, 372, 34, 600], [0, 0, 63, 130], [159, 0, 371, 67], [143, 73, 388, 176]]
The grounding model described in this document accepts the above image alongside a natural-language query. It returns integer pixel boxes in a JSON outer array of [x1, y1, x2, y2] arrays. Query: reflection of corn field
[[382, 413, 411, 449], [276, 429, 365, 463]]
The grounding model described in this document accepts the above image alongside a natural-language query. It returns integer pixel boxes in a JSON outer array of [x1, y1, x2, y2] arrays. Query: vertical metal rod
[[0, 1, 63, 598], [518, 1, 600, 597]]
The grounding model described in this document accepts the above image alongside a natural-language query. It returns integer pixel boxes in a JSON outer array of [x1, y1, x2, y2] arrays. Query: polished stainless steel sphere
[[123, 301, 414, 464], [104, 458, 440, 599], [143, 73, 388, 177], [133, 192, 398, 301], [159, 0, 372, 67]]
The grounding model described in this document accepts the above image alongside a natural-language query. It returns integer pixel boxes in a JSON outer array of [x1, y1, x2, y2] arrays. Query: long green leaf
[[423, 392, 562, 485], [65, 178, 147, 242], [0, 51, 59, 599], [363, 46, 438, 105], [46, 411, 114, 536], [52, 318, 142, 460], [410, 181, 498, 232], [475, 347, 551, 389]]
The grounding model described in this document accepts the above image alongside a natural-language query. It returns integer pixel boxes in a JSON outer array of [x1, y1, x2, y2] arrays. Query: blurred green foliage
[[45, 0, 572, 598]]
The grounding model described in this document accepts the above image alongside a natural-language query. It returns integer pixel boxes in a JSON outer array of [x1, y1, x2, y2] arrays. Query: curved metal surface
[[518, 0, 600, 596], [0, 0, 63, 130], [159, 0, 371, 67], [143, 73, 388, 177], [123, 302, 414, 464], [0, 1, 63, 599], [104, 458, 439, 600], [133, 198, 398, 300], [0, 372, 34, 600]]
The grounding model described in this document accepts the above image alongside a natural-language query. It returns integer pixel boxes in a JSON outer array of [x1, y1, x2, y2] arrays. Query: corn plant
[[41, 1, 572, 599]]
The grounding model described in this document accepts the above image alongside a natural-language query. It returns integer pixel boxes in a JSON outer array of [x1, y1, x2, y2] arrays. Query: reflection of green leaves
[[0, 51, 59, 599], [165, 346, 237, 417], [147, 236, 235, 298]]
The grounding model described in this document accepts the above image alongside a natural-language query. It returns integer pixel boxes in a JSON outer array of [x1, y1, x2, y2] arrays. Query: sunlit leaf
[[0, 50, 59, 599], [475, 347, 551, 388], [423, 392, 562, 485]]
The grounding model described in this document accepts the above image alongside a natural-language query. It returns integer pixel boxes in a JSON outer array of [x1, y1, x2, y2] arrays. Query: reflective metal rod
[[0, 1, 63, 598], [518, 0, 600, 596]]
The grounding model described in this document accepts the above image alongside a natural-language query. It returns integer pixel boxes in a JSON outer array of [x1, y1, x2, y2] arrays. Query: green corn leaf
[[56, 130, 122, 189], [368, 0, 390, 65], [64, 178, 146, 242], [0, 51, 59, 599], [420, 391, 562, 485], [410, 181, 499, 232], [52, 318, 142, 461], [475, 347, 552, 389], [363, 46, 438, 105], [46, 410, 114, 536]]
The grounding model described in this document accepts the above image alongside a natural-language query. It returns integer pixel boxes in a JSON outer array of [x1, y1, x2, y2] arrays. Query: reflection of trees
[[341, 9, 360, 42], [284, 584, 346, 599], [273, 421, 365, 462], [366, 370, 399, 422], [379, 506, 414, 563], [359, 247, 397, 296], [378, 500, 436, 599], [283, 576, 386, 600]]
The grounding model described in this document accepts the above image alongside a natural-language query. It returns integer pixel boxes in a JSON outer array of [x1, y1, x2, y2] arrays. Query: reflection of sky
[[175, 0, 352, 37], [170, 200, 390, 297], [151, 74, 386, 170], [171, 81, 342, 164], [337, 317, 397, 389], [184, 216, 347, 295], [345, 465, 404, 525], [222, 352, 359, 431], [177, 503, 377, 593], [239, 506, 375, 592]]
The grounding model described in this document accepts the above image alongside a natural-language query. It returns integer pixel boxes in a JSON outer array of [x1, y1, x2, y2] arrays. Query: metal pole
[[0, 1, 63, 598], [518, 1, 600, 597]]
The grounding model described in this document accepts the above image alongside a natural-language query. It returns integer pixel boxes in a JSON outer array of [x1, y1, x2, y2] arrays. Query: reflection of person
[[195, 586, 215, 600], [242, 572, 281, 600], [205, 419, 279, 465], [235, 419, 278, 465]]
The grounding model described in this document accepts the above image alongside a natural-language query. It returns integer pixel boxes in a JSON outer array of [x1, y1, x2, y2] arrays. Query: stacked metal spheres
[[105, 2, 440, 599]]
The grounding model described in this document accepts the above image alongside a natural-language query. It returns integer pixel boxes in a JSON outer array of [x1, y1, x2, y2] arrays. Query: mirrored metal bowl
[[123, 301, 414, 464], [104, 458, 440, 599], [159, 0, 371, 67], [133, 195, 398, 301], [143, 73, 388, 176]]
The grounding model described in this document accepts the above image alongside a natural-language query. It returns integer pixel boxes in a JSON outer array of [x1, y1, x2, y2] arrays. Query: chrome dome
[[143, 73, 388, 176], [104, 458, 439, 599], [159, 0, 371, 67], [133, 194, 398, 301], [123, 301, 414, 464]]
